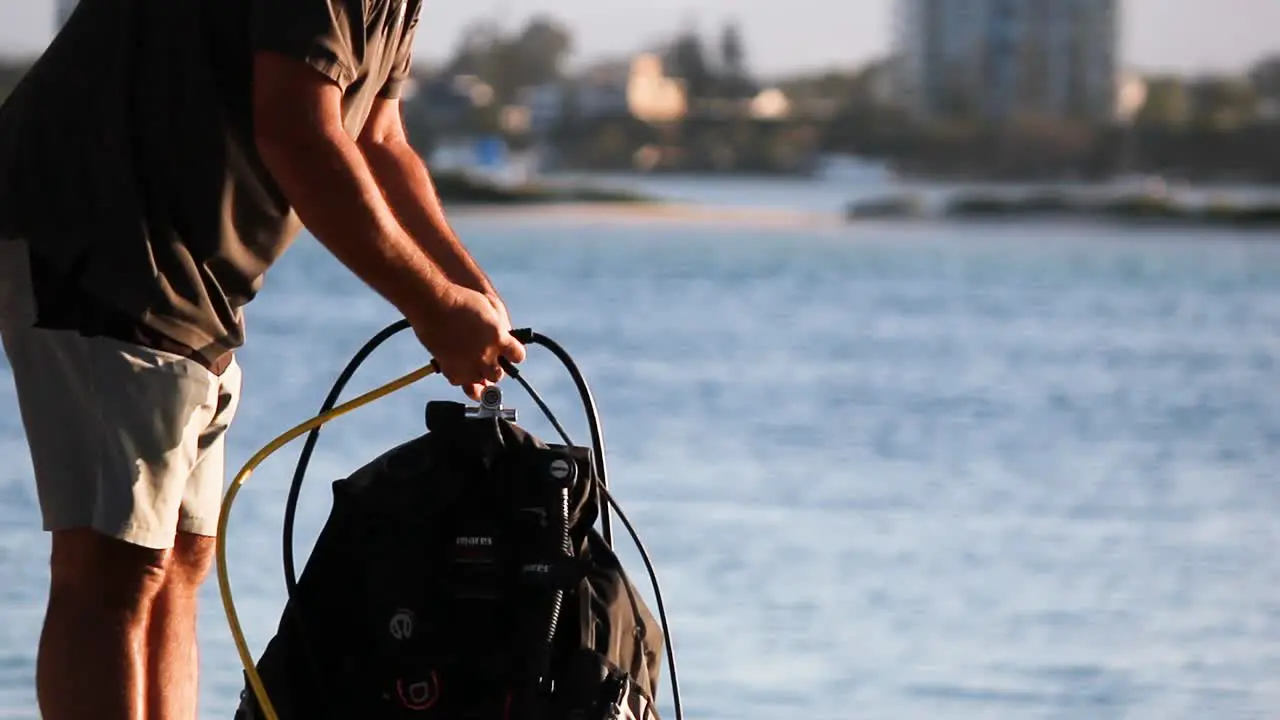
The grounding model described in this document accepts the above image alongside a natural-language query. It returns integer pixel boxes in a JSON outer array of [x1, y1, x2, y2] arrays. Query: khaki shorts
[[0, 240, 241, 550]]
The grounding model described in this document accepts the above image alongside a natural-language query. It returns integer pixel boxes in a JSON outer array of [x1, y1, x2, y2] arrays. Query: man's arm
[[251, 52, 455, 327], [357, 97, 500, 302]]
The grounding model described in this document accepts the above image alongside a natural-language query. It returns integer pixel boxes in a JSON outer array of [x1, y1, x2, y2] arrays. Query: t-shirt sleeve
[[250, 0, 360, 90], [378, 2, 421, 99]]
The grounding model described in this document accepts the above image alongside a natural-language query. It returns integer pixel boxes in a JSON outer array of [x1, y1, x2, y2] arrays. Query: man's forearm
[[256, 125, 455, 325], [361, 137, 497, 297]]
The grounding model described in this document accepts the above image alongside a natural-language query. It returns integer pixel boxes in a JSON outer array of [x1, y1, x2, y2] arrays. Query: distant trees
[[440, 15, 573, 106], [668, 30, 713, 100], [664, 20, 759, 102], [1131, 54, 1280, 130], [1249, 55, 1280, 120], [1249, 55, 1280, 99], [1186, 76, 1258, 129], [425, 15, 764, 121], [1136, 74, 1259, 130], [1136, 76, 1190, 127], [718, 22, 753, 97], [505, 18, 573, 91]]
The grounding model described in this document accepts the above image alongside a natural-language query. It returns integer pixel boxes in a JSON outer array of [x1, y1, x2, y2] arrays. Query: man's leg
[[147, 357, 242, 720], [147, 532, 215, 720], [37, 530, 170, 720], [1, 322, 222, 720]]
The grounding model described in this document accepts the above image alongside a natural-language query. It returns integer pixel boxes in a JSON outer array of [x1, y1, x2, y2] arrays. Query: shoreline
[[846, 188, 1280, 230], [446, 199, 1280, 234], [432, 169, 1280, 232], [447, 200, 846, 229]]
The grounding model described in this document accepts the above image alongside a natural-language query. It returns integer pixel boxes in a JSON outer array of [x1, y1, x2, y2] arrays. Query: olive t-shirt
[[0, 0, 421, 369]]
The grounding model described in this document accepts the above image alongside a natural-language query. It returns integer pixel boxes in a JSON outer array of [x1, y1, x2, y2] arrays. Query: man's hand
[[486, 293, 514, 331], [411, 285, 526, 400]]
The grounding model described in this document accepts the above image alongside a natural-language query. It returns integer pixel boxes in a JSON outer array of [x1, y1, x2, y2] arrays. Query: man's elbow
[[356, 96, 414, 155], [355, 134, 414, 169]]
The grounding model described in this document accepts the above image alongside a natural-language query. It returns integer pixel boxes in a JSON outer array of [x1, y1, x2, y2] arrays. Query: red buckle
[[396, 671, 440, 711]]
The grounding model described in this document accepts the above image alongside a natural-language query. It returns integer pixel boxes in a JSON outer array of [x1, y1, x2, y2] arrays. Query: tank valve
[[466, 384, 517, 421]]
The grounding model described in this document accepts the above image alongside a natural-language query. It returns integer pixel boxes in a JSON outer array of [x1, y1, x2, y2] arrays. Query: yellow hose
[[215, 360, 439, 720]]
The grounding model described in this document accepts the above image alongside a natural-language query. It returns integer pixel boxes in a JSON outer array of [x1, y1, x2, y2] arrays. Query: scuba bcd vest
[[233, 396, 665, 720]]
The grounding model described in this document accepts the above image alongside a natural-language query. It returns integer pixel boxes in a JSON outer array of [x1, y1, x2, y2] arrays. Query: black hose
[[282, 319, 411, 596], [505, 330, 612, 547], [269, 319, 413, 720]]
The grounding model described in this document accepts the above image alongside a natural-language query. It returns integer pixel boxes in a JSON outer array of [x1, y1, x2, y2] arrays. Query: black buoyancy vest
[[233, 400, 665, 720]]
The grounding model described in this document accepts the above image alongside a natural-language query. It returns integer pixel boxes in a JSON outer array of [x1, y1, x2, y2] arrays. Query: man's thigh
[[180, 355, 242, 540], [0, 250, 235, 550], [1, 323, 232, 549]]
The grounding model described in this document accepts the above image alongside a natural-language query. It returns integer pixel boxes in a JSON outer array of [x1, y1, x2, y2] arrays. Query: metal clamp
[[465, 384, 517, 421]]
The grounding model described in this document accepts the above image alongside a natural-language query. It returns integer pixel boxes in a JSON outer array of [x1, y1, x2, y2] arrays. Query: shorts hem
[[113, 524, 180, 551], [177, 516, 219, 539], [42, 517, 179, 551]]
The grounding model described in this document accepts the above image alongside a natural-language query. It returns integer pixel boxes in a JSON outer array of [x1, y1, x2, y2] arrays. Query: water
[[2, 176, 1279, 719]]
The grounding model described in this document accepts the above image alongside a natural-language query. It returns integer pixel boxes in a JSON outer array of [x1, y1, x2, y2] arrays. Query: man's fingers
[[433, 322, 524, 399], [480, 362, 503, 384], [500, 333, 527, 364], [438, 365, 459, 386], [439, 358, 496, 398]]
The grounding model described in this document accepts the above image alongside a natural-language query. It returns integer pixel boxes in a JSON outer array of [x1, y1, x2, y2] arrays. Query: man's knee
[[168, 532, 217, 591], [49, 528, 169, 614]]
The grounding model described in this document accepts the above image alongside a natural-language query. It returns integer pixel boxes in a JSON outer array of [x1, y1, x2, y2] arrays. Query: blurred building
[[893, 0, 1119, 124], [626, 53, 687, 123], [55, 0, 78, 30]]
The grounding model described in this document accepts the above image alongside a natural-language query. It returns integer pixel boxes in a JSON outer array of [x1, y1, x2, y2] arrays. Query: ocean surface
[[2, 174, 1279, 719]]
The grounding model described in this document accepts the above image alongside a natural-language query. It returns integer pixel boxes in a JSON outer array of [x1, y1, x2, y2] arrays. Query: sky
[[0, 0, 1277, 79]]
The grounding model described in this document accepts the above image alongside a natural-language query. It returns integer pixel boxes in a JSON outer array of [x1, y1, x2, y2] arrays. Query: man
[[0, 0, 525, 717]]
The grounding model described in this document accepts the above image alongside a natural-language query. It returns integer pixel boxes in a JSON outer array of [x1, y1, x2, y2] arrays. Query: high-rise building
[[55, 0, 78, 31], [893, 0, 1119, 124]]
